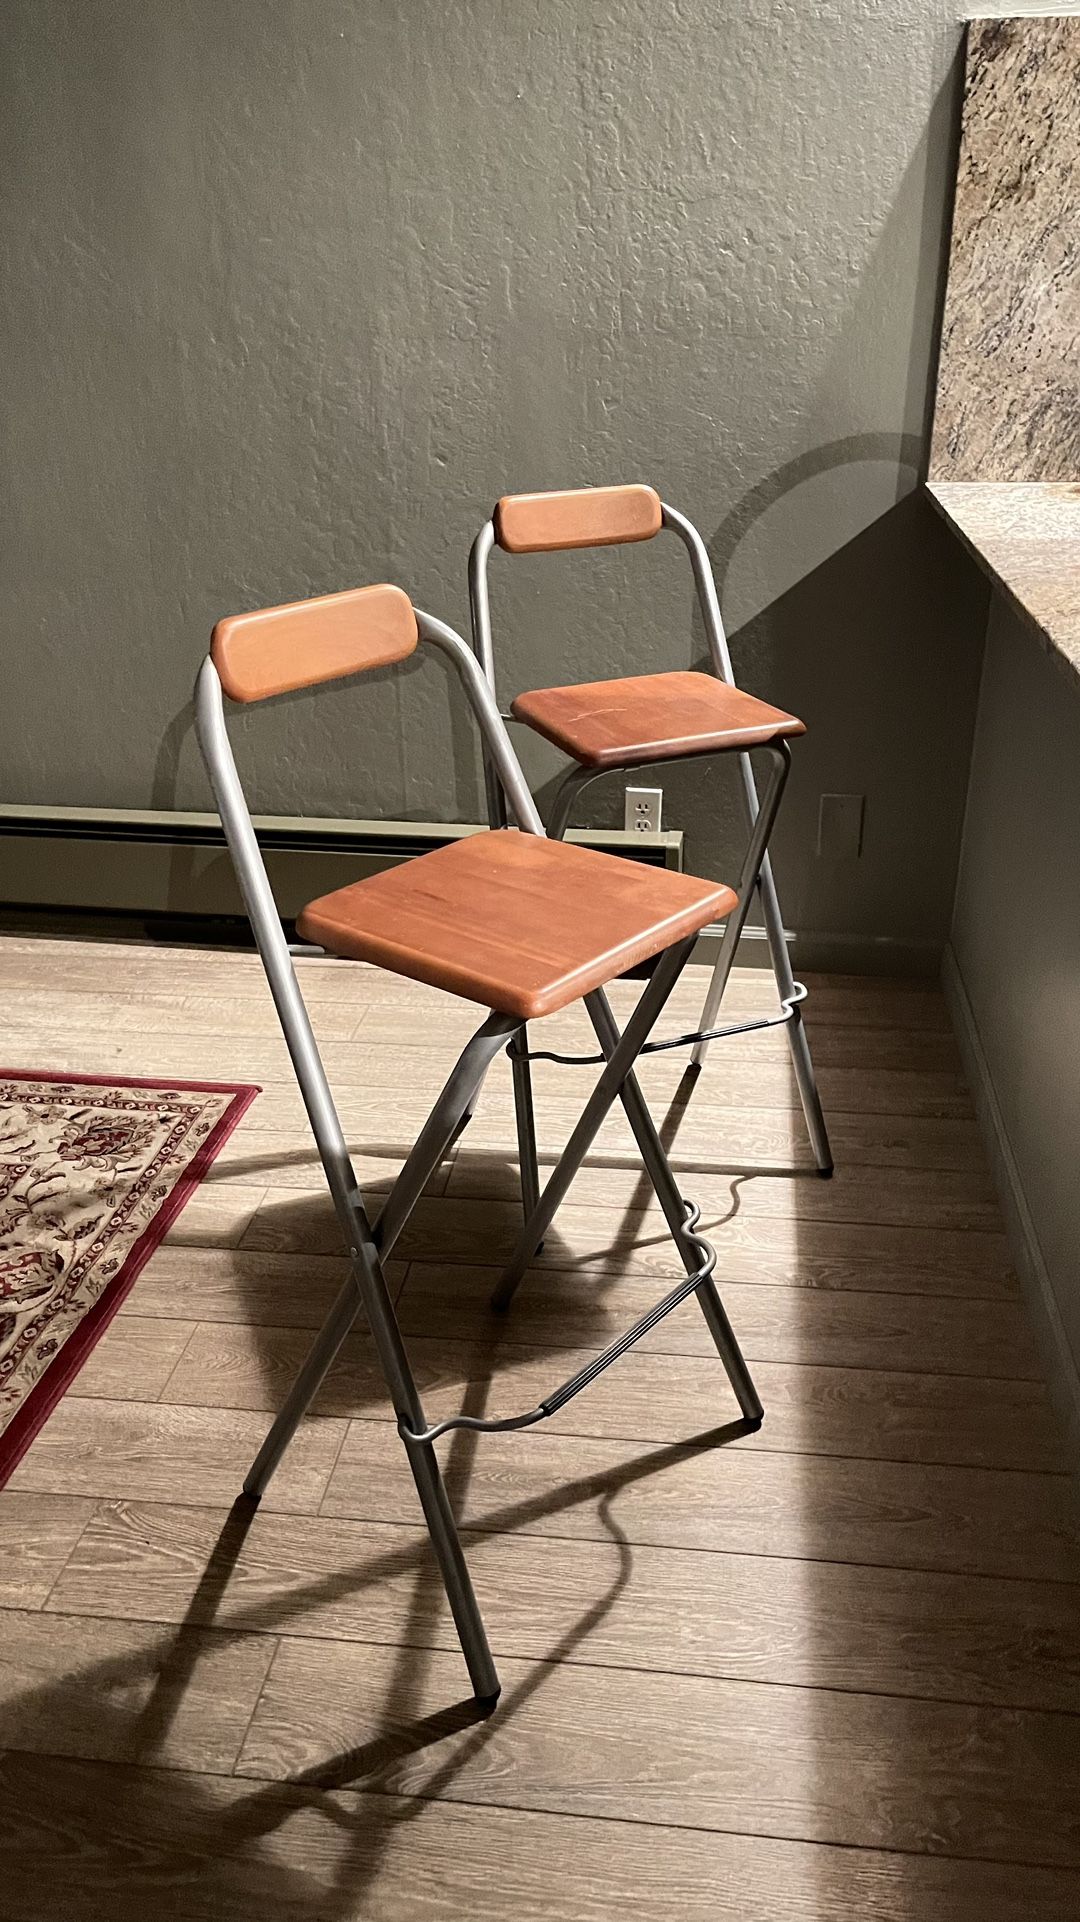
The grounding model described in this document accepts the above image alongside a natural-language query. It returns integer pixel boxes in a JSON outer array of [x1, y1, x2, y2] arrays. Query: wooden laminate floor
[[1, 933, 1079, 1920]]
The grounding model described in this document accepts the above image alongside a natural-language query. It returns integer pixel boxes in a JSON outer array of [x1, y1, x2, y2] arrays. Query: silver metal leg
[[537, 743, 831, 1174], [491, 937, 697, 1310], [585, 988, 762, 1423], [374, 1014, 520, 1257], [347, 1228, 500, 1700], [246, 1200, 500, 1700], [246, 1011, 518, 1503], [249, 1233, 502, 1705], [691, 743, 789, 1069], [243, 1272, 364, 1498], [756, 849, 834, 1175], [539, 740, 834, 1184], [526, 767, 599, 1251], [398, 1423, 501, 1701], [546, 763, 597, 842], [690, 744, 834, 1176], [237, 1011, 515, 1702], [509, 1027, 543, 1238]]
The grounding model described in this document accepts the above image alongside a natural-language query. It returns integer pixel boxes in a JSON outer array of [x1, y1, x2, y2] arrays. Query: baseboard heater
[[0, 805, 938, 974], [0, 804, 685, 938]]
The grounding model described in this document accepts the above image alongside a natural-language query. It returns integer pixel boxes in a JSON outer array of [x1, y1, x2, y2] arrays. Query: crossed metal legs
[[584, 987, 762, 1421], [489, 941, 761, 1422], [244, 1007, 517, 1704], [538, 741, 834, 1178], [238, 934, 761, 1702]]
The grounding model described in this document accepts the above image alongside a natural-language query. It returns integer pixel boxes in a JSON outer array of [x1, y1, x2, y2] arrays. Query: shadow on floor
[[0, 1404, 757, 1918]]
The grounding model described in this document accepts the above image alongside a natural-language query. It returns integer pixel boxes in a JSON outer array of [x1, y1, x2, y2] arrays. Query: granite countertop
[[927, 482, 1080, 689], [923, 22, 1080, 692], [930, 20, 1080, 487]]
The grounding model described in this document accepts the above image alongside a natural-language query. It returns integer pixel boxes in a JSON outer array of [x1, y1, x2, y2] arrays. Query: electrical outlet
[[624, 786, 663, 834], [817, 792, 865, 859]]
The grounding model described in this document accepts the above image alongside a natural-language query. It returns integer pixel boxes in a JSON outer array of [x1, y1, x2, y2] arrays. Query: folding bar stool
[[468, 483, 834, 1236], [195, 579, 763, 1703]]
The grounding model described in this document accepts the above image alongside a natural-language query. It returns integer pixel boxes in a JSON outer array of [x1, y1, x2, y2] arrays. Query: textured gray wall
[[1, 0, 990, 961], [950, 598, 1080, 1410]]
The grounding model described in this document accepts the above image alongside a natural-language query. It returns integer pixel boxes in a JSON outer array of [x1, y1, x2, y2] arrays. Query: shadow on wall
[[146, 430, 988, 974], [151, 626, 481, 831], [707, 449, 989, 945], [147, 57, 979, 963], [705, 432, 924, 597], [526, 55, 974, 950]]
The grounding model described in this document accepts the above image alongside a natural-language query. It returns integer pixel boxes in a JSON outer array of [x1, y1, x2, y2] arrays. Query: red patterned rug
[[0, 1069, 258, 1485]]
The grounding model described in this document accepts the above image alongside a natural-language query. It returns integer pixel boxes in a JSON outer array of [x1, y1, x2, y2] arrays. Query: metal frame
[[194, 600, 762, 1704], [467, 500, 834, 1182]]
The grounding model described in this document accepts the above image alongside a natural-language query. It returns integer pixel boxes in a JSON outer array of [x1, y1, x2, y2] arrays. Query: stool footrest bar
[[400, 1202, 716, 1447], [519, 982, 808, 1068]]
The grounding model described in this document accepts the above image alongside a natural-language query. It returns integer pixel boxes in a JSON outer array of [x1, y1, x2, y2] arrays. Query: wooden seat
[[510, 670, 805, 770], [297, 829, 736, 1021]]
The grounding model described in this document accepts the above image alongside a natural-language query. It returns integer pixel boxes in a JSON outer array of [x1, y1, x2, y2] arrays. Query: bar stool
[[467, 484, 834, 1234], [195, 579, 763, 1703]]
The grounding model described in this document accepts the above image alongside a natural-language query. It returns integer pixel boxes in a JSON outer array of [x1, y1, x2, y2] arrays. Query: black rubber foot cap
[[816, 1164, 835, 1180]]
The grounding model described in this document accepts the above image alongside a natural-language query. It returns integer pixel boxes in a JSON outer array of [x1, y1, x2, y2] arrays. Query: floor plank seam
[[6, 947, 1077, 1910], [314, 1510, 1080, 1588], [320, 1414, 355, 1501], [227, 1633, 284, 1776], [8, 1746, 1080, 1879], [14, 1599, 1080, 1720], [29, 1515, 1080, 1616], [24, 1505, 101, 1617], [102, 1313, 1048, 1385], [391, 1340, 1046, 1386], [151, 1321, 210, 1405], [18, 1414, 1075, 1484], [237, 1258, 1023, 1309]]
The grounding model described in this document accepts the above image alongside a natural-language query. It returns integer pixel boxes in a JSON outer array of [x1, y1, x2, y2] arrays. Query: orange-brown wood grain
[[211, 583, 416, 703], [494, 484, 663, 552], [297, 829, 735, 1019], [512, 669, 805, 768]]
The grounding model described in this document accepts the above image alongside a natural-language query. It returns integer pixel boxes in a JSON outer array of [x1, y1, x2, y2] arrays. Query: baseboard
[[0, 806, 682, 923], [691, 921, 942, 978], [0, 803, 941, 977], [942, 942, 1080, 1467]]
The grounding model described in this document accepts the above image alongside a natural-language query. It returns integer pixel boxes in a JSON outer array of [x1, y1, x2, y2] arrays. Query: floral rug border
[[0, 1068, 259, 1486]]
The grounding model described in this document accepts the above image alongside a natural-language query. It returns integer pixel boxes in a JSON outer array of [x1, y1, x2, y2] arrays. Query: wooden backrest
[[493, 484, 663, 554], [210, 583, 418, 703]]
